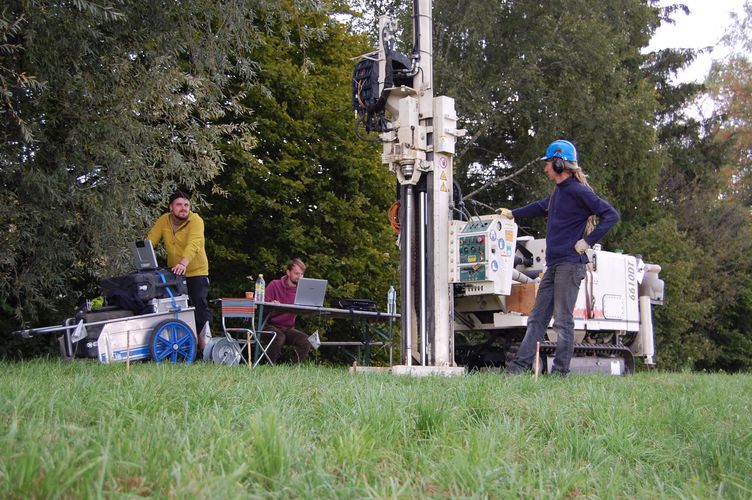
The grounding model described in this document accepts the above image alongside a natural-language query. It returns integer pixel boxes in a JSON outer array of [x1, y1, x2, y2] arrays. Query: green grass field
[[1, 360, 750, 499]]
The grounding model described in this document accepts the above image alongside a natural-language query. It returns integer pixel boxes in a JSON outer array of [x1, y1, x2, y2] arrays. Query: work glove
[[496, 208, 514, 220], [575, 239, 590, 255]]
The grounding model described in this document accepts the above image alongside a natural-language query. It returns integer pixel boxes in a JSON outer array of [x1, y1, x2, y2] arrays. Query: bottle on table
[[255, 274, 265, 303], [387, 285, 396, 315]]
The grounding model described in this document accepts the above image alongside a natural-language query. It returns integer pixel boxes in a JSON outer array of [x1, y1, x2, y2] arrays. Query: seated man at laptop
[[263, 258, 312, 364]]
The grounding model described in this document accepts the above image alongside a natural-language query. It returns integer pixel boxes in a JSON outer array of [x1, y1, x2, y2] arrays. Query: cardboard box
[[506, 282, 539, 315]]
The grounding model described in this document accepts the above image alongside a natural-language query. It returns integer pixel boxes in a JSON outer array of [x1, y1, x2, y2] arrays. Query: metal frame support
[[375, 1, 465, 372]]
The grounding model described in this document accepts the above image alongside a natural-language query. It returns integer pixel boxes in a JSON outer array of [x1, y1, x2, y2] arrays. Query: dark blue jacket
[[512, 177, 620, 265]]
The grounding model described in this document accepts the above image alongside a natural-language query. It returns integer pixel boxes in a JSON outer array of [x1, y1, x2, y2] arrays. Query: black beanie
[[169, 191, 190, 205]]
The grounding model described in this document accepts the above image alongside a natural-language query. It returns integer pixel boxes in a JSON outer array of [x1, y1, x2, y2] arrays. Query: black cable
[[354, 113, 384, 143]]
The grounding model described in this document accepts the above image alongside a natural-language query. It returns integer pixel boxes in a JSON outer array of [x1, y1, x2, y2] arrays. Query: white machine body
[[452, 215, 664, 367], [449, 216, 518, 296]]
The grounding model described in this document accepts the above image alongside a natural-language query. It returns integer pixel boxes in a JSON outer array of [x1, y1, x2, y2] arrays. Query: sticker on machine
[[489, 230, 497, 241], [491, 260, 499, 272], [497, 238, 510, 256]]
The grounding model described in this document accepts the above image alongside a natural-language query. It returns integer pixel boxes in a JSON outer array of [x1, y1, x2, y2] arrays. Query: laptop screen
[[294, 278, 328, 307], [130, 240, 158, 271]]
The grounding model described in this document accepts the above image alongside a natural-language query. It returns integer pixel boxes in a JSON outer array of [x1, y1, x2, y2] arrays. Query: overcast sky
[[648, 0, 749, 83]]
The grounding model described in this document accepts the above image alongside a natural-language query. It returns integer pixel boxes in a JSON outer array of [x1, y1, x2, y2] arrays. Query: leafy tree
[[203, 3, 398, 320], [653, 125, 752, 369], [620, 216, 716, 369], [629, 2, 752, 371], [705, 1, 752, 205], [427, 0, 667, 229], [0, 0, 328, 354], [705, 274, 752, 372], [681, 1, 752, 371]]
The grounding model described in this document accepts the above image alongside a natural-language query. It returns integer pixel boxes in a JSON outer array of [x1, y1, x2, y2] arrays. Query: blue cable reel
[[150, 318, 197, 364]]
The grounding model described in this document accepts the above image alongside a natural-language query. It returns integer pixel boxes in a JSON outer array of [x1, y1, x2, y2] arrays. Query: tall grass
[[1, 360, 750, 498]]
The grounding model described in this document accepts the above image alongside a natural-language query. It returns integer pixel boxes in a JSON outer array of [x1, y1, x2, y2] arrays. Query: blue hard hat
[[540, 140, 577, 162]]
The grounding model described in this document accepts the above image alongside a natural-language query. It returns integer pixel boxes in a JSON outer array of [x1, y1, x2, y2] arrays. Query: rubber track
[[538, 341, 635, 374]]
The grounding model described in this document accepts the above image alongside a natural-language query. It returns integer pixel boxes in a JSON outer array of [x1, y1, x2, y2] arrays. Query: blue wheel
[[150, 319, 196, 364]]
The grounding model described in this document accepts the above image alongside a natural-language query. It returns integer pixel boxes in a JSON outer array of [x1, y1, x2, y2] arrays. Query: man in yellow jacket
[[148, 191, 210, 336]]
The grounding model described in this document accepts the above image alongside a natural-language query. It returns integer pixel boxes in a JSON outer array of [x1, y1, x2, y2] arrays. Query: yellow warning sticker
[[440, 182, 448, 192], [440, 171, 447, 180]]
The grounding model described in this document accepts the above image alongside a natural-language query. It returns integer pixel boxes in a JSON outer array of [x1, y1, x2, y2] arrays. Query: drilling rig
[[351, 1, 664, 375]]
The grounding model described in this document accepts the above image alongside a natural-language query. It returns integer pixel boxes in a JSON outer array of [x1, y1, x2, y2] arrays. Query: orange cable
[[388, 200, 401, 234]]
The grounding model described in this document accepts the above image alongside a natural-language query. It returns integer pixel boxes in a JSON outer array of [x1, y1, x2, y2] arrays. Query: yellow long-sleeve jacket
[[147, 212, 209, 277]]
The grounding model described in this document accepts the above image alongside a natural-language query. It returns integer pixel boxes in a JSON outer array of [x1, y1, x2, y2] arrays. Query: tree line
[[1, 0, 750, 370]]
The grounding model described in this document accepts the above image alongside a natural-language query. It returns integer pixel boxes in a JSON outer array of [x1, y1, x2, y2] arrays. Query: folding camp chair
[[219, 298, 277, 366]]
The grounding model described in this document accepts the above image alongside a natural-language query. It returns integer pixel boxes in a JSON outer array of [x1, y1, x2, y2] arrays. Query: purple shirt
[[265, 276, 297, 328]]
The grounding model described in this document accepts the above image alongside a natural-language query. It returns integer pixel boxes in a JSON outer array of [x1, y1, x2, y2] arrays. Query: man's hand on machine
[[496, 207, 514, 220], [172, 259, 189, 275]]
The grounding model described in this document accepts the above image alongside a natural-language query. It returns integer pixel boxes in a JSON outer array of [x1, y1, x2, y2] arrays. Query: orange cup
[[244, 291, 254, 299]]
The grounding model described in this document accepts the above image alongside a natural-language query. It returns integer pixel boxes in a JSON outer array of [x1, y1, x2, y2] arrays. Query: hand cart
[[14, 295, 198, 365]]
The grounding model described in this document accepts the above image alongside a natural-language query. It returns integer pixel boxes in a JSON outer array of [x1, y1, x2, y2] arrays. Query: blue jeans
[[507, 262, 586, 375]]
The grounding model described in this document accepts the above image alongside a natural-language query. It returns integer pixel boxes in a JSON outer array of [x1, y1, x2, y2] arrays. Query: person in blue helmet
[[499, 139, 620, 376]]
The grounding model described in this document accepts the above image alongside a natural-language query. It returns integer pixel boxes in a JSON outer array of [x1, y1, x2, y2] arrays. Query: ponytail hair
[[566, 162, 597, 236]]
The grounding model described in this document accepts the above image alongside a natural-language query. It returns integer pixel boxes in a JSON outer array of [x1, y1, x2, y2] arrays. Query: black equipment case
[[101, 269, 188, 303], [334, 298, 378, 312], [70, 306, 134, 358]]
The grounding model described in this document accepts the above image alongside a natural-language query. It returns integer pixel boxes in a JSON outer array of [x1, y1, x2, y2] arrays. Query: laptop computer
[[130, 240, 159, 271], [294, 278, 328, 307]]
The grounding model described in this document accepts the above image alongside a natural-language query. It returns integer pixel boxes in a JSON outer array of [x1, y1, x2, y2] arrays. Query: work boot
[[504, 363, 528, 376]]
